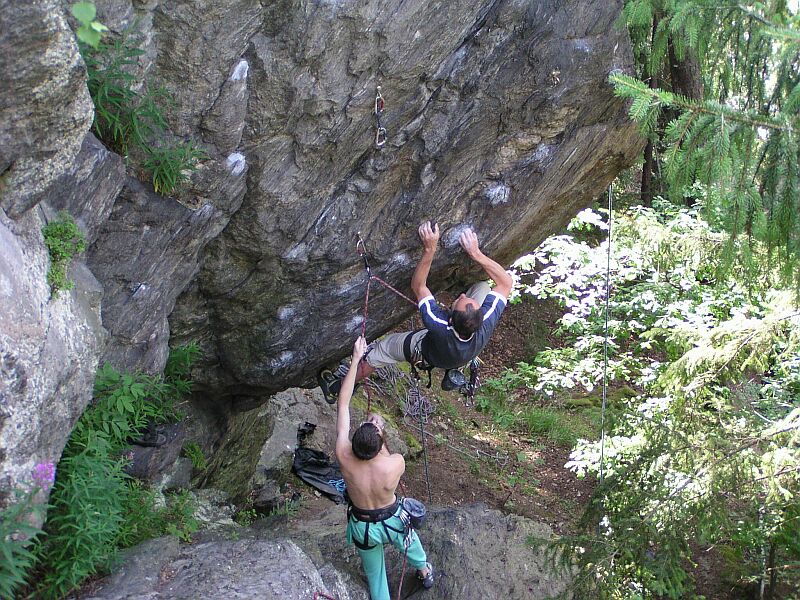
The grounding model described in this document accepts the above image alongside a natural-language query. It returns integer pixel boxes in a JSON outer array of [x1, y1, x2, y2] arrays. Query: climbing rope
[[417, 382, 433, 504], [356, 233, 434, 503], [402, 420, 509, 467], [598, 184, 613, 533], [374, 86, 387, 148], [313, 591, 337, 600]]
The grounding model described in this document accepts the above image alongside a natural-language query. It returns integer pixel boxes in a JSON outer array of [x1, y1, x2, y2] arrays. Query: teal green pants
[[346, 505, 428, 600]]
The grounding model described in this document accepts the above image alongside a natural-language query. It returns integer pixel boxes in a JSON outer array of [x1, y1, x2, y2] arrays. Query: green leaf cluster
[[71, 2, 108, 48], [181, 440, 207, 472], [41, 212, 86, 298], [513, 205, 800, 597], [143, 141, 208, 195], [0, 489, 45, 599], [618, 0, 800, 290], [115, 483, 198, 547], [81, 32, 205, 195], [32, 345, 198, 598]]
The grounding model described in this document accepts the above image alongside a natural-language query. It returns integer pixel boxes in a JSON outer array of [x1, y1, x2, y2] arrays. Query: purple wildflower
[[32, 462, 56, 491]]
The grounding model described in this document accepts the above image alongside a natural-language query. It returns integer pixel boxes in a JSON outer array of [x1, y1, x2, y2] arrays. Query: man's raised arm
[[459, 229, 513, 298], [410, 221, 440, 302], [336, 336, 367, 458]]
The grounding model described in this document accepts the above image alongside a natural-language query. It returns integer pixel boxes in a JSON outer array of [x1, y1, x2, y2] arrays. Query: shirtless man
[[335, 336, 433, 600]]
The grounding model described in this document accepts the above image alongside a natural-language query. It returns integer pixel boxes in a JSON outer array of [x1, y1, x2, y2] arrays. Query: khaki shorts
[[365, 281, 491, 368]]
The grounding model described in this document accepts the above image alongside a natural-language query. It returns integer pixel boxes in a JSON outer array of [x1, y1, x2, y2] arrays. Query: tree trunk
[[640, 15, 661, 207], [640, 69, 659, 206], [668, 39, 704, 205], [668, 41, 704, 100]]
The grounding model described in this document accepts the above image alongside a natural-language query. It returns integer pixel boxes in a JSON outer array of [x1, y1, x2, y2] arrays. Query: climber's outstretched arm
[[335, 336, 367, 457], [459, 229, 513, 298], [411, 221, 440, 302]]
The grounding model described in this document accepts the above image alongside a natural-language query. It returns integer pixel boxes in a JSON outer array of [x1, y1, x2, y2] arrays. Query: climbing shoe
[[418, 562, 434, 589], [317, 363, 349, 404]]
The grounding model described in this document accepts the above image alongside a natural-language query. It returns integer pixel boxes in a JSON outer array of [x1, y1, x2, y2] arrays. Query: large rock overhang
[[165, 0, 645, 402]]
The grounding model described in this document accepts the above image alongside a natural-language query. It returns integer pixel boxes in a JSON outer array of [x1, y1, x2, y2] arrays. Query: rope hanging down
[[356, 233, 433, 503], [597, 183, 613, 533], [356, 232, 422, 411]]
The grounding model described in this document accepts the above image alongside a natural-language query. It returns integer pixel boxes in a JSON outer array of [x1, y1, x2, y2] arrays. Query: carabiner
[[375, 126, 387, 148]]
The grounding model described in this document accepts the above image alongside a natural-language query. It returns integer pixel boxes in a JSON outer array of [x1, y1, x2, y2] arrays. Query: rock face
[[0, 0, 94, 217], [0, 0, 641, 495], [86, 169, 246, 374], [165, 0, 644, 399], [0, 208, 106, 506], [82, 504, 569, 600]]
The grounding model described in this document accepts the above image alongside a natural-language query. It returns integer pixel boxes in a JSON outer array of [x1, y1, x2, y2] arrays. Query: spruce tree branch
[[612, 74, 796, 134]]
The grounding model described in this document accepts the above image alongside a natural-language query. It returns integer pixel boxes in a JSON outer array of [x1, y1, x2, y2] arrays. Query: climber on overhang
[[318, 221, 513, 402]]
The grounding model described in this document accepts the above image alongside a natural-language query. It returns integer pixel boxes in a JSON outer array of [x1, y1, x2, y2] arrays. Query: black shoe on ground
[[418, 562, 434, 589]]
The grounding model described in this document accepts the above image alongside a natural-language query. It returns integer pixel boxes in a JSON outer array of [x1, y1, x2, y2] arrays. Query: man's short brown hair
[[352, 423, 382, 460], [451, 306, 482, 339]]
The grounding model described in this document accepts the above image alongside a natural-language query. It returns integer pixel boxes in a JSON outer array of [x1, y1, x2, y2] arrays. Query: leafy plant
[[181, 441, 206, 472], [80, 31, 205, 195], [234, 507, 258, 527], [33, 344, 200, 598], [616, 0, 800, 289], [143, 141, 207, 195], [35, 452, 127, 599], [512, 205, 800, 597], [71, 1, 107, 48], [116, 484, 198, 547], [82, 33, 167, 156], [41, 212, 86, 297], [0, 464, 54, 599]]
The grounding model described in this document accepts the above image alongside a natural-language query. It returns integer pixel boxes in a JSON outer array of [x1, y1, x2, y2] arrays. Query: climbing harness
[[374, 86, 387, 148], [346, 496, 427, 600], [597, 184, 613, 534]]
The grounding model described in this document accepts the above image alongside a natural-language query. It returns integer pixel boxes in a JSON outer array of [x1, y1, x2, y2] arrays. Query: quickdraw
[[374, 86, 387, 148]]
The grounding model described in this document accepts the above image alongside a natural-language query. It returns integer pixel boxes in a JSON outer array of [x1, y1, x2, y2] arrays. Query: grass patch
[[41, 212, 86, 297], [477, 384, 601, 447]]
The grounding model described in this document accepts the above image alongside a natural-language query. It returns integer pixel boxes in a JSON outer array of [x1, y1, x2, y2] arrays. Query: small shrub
[[181, 441, 206, 471], [33, 345, 199, 598], [41, 212, 86, 297], [143, 141, 207, 195], [82, 32, 167, 156], [35, 452, 127, 599], [80, 31, 205, 196], [234, 507, 258, 527], [116, 484, 198, 547]]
